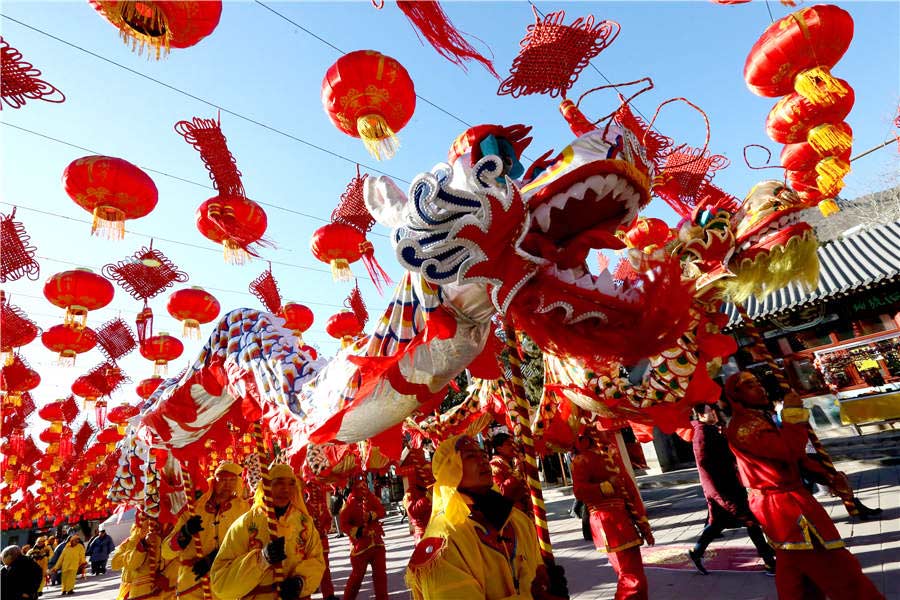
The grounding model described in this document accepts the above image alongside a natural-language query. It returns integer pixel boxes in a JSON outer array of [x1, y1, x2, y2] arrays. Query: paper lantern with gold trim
[[89, 0, 222, 59], [140, 332, 183, 376], [321, 50, 416, 160], [43, 268, 114, 328], [195, 195, 268, 265], [63, 156, 158, 240], [136, 376, 164, 400], [281, 302, 314, 345], [41, 324, 97, 366], [166, 286, 220, 339], [765, 81, 854, 144], [325, 311, 364, 349], [744, 4, 853, 107]]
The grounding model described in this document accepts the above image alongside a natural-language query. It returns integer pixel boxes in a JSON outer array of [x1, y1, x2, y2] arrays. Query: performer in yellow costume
[[114, 519, 147, 600], [163, 462, 249, 599], [406, 435, 568, 600], [210, 463, 325, 600], [26, 536, 51, 594], [118, 516, 179, 600], [53, 535, 86, 596]]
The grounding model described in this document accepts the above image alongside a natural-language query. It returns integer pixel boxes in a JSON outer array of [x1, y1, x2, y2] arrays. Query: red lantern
[[620, 217, 673, 252], [807, 121, 852, 157], [41, 324, 97, 366], [780, 142, 850, 172], [765, 81, 854, 144], [310, 222, 369, 281], [321, 50, 416, 160], [72, 376, 101, 413], [325, 311, 364, 349], [195, 195, 268, 265], [62, 156, 158, 239], [140, 332, 183, 375], [89, 0, 222, 59], [136, 377, 164, 400], [43, 268, 115, 328], [281, 302, 314, 344], [166, 287, 220, 339], [1, 357, 40, 407], [744, 5, 854, 106]]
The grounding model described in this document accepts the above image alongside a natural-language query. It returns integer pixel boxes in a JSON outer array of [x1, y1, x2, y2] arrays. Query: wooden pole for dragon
[[502, 324, 556, 566], [181, 470, 213, 600], [735, 305, 857, 515], [252, 421, 284, 585]]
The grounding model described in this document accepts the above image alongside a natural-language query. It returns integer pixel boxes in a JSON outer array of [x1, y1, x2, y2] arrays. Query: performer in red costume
[[571, 429, 653, 600], [724, 372, 884, 600], [339, 475, 388, 600], [398, 446, 434, 542], [302, 471, 338, 600], [490, 432, 532, 513]]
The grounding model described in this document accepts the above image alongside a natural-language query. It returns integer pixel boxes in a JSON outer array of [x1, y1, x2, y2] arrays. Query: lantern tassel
[[65, 306, 89, 329], [57, 351, 77, 368], [794, 66, 849, 108], [153, 360, 169, 377], [91, 206, 127, 240], [357, 114, 399, 161], [815, 157, 851, 190], [808, 124, 853, 156], [361, 251, 392, 295], [94, 0, 171, 59], [330, 258, 353, 282], [818, 198, 841, 217], [182, 319, 201, 340], [223, 240, 251, 266]]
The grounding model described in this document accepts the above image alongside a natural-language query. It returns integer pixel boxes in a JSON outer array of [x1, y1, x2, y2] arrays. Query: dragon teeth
[[533, 204, 552, 233]]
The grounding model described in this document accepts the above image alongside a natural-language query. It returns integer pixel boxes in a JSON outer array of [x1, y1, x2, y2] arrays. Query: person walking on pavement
[[724, 372, 884, 600], [50, 535, 86, 596], [340, 475, 388, 600], [2, 545, 44, 600], [162, 461, 249, 600], [210, 463, 324, 600], [26, 537, 51, 595], [572, 428, 653, 600], [85, 528, 116, 576], [687, 403, 776, 575], [302, 469, 338, 600], [329, 487, 345, 538]]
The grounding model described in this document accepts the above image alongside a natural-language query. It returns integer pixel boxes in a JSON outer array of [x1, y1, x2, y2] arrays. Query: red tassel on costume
[[396, 1, 498, 78], [362, 249, 392, 295]]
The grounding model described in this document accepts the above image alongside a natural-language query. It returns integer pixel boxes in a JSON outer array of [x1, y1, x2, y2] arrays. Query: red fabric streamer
[[249, 265, 282, 314], [396, 1, 498, 78], [95, 318, 138, 362], [498, 8, 620, 98], [102, 245, 188, 301], [0, 37, 65, 110], [0, 208, 40, 283]]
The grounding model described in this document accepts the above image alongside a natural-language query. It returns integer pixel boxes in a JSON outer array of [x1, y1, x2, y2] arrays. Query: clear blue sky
[[1, 1, 898, 407]]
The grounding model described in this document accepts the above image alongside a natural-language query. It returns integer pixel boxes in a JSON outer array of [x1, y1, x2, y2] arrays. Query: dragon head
[[366, 123, 693, 367]]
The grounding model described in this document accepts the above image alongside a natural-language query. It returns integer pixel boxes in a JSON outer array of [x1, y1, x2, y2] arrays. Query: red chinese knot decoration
[[94, 318, 138, 362], [63, 155, 159, 240], [166, 286, 220, 339], [321, 50, 416, 160], [0, 37, 65, 110], [102, 244, 188, 301], [43, 268, 115, 328], [0, 208, 40, 283], [89, 0, 222, 59], [249, 266, 282, 314], [498, 8, 620, 98], [0, 293, 40, 364]]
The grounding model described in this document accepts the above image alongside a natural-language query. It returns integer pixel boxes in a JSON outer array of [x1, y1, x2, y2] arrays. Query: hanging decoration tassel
[[808, 122, 853, 155], [793, 66, 849, 108], [356, 114, 399, 161], [136, 302, 154, 344], [92, 205, 127, 240], [818, 198, 841, 217], [93, 0, 171, 59], [395, 1, 498, 78], [361, 244, 392, 295]]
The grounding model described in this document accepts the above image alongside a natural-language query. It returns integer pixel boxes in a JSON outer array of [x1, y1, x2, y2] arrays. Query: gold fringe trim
[[2, 352, 13, 366], [92, 205, 126, 240], [330, 258, 353, 282], [357, 114, 399, 160], [153, 360, 169, 377], [793, 66, 849, 107], [65, 306, 89, 330], [720, 230, 819, 303], [808, 123, 852, 155], [223, 240, 251, 266], [814, 157, 850, 193], [96, 0, 172, 60], [182, 319, 200, 340], [57, 350, 77, 367], [818, 198, 841, 217]]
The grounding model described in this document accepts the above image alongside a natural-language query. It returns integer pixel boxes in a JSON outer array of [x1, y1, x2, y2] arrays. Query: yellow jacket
[[210, 503, 325, 599], [56, 543, 86, 572], [406, 505, 541, 600], [120, 533, 178, 600], [162, 494, 249, 599]]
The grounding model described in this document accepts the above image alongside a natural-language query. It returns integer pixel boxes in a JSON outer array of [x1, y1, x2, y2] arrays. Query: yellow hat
[[430, 435, 471, 528], [214, 461, 243, 477]]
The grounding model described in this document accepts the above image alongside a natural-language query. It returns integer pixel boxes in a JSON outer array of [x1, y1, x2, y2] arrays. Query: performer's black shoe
[[763, 559, 776, 576], [688, 549, 708, 575], [854, 498, 883, 520]]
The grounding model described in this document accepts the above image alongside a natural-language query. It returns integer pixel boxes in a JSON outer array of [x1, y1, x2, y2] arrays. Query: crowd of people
[[1, 371, 885, 600]]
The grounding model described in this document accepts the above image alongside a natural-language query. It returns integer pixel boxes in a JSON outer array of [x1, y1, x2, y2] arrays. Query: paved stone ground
[[56, 458, 897, 599]]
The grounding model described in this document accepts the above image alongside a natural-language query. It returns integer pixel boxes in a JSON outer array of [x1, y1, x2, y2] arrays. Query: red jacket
[[692, 421, 754, 526], [303, 479, 332, 552], [339, 487, 386, 556], [727, 407, 843, 550], [490, 455, 532, 513], [403, 487, 432, 542], [571, 447, 646, 553]]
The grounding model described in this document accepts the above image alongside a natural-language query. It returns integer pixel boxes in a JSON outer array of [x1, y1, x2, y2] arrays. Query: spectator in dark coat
[[85, 529, 115, 575], [1, 545, 44, 599], [688, 404, 776, 575]]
